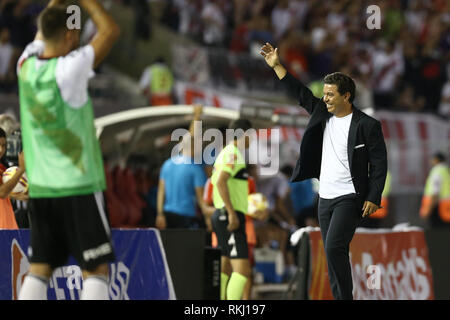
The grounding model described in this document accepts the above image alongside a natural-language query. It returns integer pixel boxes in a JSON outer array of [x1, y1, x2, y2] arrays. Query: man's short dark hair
[[0, 127, 6, 139], [228, 119, 252, 132], [228, 119, 252, 140], [38, 5, 69, 41], [433, 152, 446, 163], [324, 72, 356, 103]]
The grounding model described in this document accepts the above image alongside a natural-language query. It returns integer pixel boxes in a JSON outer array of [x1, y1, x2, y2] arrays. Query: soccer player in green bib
[[17, 0, 119, 299], [211, 119, 253, 300]]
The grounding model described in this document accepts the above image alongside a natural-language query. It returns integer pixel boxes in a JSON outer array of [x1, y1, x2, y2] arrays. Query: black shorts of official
[[211, 208, 248, 259], [28, 192, 115, 271]]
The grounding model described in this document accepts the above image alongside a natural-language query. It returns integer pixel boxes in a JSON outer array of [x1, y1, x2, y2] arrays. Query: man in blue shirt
[[281, 165, 318, 228], [156, 106, 214, 229], [157, 154, 207, 228]]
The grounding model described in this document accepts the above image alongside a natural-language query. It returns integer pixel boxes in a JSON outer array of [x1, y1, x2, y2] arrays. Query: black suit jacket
[[281, 73, 388, 206]]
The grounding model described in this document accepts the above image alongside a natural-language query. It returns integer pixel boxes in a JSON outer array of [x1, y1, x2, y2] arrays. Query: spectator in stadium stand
[[420, 152, 450, 228], [439, 76, 450, 118], [139, 56, 175, 106], [210, 118, 253, 300], [0, 113, 18, 136], [0, 0, 37, 49], [0, 127, 26, 229], [394, 84, 426, 112], [156, 105, 214, 229], [261, 42, 387, 300], [17, 0, 120, 300], [371, 40, 404, 109], [0, 27, 15, 92], [200, 0, 226, 47]]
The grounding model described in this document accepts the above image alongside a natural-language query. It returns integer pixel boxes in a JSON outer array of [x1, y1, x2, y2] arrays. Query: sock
[[220, 273, 229, 300], [81, 276, 109, 300], [18, 274, 48, 300], [226, 272, 247, 300]]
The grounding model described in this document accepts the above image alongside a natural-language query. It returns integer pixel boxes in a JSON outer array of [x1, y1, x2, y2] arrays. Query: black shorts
[[211, 208, 248, 259], [28, 192, 115, 271]]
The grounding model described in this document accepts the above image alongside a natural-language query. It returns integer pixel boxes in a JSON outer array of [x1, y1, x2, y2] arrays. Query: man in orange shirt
[[0, 128, 27, 229]]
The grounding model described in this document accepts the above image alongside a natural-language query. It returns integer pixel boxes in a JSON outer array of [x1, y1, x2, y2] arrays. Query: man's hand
[[193, 104, 203, 119], [250, 209, 269, 221], [227, 212, 239, 232], [362, 201, 379, 218], [156, 215, 167, 229], [260, 43, 280, 68]]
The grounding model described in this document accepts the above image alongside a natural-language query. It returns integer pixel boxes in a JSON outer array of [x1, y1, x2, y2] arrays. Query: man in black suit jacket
[[261, 43, 387, 300]]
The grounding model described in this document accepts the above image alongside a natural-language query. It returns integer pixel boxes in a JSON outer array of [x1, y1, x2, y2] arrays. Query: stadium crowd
[[161, 0, 450, 116]]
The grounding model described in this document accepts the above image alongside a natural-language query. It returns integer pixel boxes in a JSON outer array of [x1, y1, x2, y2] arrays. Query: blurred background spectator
[[139, 56, 175, 106]]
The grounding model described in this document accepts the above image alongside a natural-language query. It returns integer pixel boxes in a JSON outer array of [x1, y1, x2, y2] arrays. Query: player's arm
[[216, 170, 239, 232], [79, 0, 120, 68], [156, 179, 167, 229], [0, 152, 25, 199], [260, 42, 322, 115]]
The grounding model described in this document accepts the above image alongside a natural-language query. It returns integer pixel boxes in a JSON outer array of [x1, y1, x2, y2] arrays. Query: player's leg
[[211, 208, 232, 300], [19, 198, 65, 300], [81, 263, 110, 300], [242, 244, 254, 300], [19, 263, 53, 300], [220, 256, 232, 300], [228, 258, 251, 300], [227, 211, 250, 300], [65, 192, 115, 300]]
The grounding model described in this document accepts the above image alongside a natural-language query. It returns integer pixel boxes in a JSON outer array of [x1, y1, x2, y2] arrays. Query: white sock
[[18, 274, 48, 300], [81, 276, 109, 300]]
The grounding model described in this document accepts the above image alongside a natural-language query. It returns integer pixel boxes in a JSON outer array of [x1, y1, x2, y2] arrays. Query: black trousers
[[318, 193, 363, 300], [164, 211, 201, 229]]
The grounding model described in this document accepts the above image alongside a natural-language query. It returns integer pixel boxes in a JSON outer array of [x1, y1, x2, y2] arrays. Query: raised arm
[[260, 42, 323, 115], [79, 0, 120, 68], [189, 105, 203, 137]]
